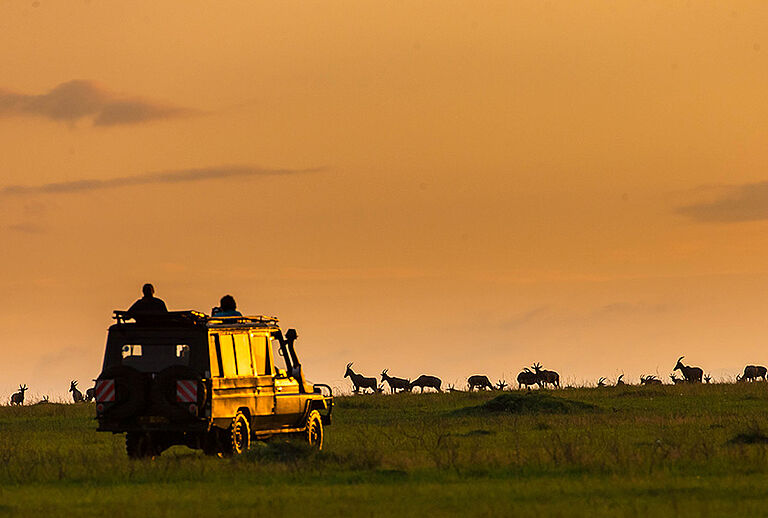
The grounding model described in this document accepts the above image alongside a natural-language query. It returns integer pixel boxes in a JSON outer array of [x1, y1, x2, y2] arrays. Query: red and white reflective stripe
[[95, 379, 115, 402], [176, 380, 198, 403]]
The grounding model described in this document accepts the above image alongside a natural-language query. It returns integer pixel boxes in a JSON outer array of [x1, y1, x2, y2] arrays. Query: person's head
[[142, 283, 155, 298], [220, 294, 237, 311]]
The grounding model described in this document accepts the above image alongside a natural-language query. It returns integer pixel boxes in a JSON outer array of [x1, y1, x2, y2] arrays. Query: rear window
[[121, 343, 190, 372]]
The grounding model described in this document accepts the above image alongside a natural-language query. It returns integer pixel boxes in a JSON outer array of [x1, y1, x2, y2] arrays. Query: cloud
[[0, 80, 192, 126], [677, 182, 768, 222], [0, 165, 323, 196], [7, 222, 46, 234]]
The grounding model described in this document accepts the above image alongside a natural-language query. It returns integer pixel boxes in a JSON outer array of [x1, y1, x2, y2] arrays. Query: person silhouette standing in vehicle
[[212, 294, 242, 317], [127, 283, 168, 316]]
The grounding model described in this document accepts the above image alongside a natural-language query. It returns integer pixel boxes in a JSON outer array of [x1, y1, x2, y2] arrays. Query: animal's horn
[[677, 356, 684, 362]]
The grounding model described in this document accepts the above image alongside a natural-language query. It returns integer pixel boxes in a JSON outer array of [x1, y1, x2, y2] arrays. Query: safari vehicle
[[94, 310, 333, 458]]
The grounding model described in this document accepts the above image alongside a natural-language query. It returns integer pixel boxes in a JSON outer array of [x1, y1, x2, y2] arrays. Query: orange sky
[[1, 1, 768, 399]]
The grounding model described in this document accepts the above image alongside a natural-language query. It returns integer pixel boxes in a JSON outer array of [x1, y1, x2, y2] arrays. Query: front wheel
[[306, 410, 323, 451]]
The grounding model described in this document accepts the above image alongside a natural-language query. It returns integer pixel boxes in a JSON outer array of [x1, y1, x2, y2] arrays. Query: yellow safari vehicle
[[94, 311, 333, 458]]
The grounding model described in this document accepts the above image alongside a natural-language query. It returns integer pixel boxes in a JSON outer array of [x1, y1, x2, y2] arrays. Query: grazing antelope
[[343, 363, 378, 393], [409, 375, 442, 393], [447, 383, 462, 392], [10, 384, 28, 405], [669, 373, 685, 385], [35, 395, 50, 405], [381, 369, 411, 393], [517, 368, 539, 390], [597, 377, 607, 387], [532, 363, 560, 388], [616, 374, 626, 386], [69, 380, 84, 403], [467, 375, 494, 391], [740, 365, 767, 382], [673, 356, 703, 383], [496, 379, 508, 391], [640, 375, 662, 385]]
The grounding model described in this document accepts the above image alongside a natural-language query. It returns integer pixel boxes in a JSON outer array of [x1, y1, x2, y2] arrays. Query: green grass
[[3, 384, 768, 516]]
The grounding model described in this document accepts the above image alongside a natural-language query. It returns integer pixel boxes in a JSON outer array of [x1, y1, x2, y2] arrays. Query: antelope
[[740, 365, 767, 382], [496, 379, 508, 391], [517, 368, 539, 390], [69, 380, 84, 403], [10, 384, 28, 405], [532, 363, 560, 388], [673, 356, 703, 383], [447, 383, 462, 392], [669, 373, 686, 385], [616, 374, 626, 386], [640, 375, 662, 385], [35, 395, 50, 405], [597, 377, 607, 387], [381, 369, 411, 393], [409, 375, 442, 393], [467, 375, 494, 391], [704, 374, 712, 384], [344, 363, 378, 393]]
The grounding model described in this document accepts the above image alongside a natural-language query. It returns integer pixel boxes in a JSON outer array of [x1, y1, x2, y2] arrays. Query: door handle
[[277, 386, 283, 392]]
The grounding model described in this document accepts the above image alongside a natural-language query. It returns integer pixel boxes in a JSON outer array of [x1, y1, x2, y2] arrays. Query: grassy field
[[3, 383, 768, 517]]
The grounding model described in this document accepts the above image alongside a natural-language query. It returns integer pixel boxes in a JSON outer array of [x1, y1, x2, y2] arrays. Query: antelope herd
[[343, 357, 768, 394]]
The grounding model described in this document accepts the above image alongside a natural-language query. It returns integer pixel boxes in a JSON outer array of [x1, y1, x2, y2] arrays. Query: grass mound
[[728, 423, 768, 445], [459, 392, 599, 415]]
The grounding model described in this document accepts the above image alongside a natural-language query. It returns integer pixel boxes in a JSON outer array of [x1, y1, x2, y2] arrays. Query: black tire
[[306, 410, 323, 451], [153, 365, 206, 409], [126, 432, 160, 459], [99, 366, 147, 419], [222, 412, 250, 455]]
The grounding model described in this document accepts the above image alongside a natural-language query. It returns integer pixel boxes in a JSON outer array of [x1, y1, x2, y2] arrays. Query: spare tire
[[154, 365, 206, 409], [98, 365, 147, 419]]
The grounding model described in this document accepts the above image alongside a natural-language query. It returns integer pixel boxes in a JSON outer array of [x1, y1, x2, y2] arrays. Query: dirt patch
[[457, 392, 599, 415]]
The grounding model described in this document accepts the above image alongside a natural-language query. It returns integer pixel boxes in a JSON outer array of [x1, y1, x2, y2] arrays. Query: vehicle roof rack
[[112, 310, 209, 326], [206, 315, 279, 327]]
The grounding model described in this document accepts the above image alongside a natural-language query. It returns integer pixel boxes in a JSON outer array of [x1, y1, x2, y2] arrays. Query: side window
[[270, 338, 287, 374], [250, 335, 269, 375], [218, 334, 238, 376], [209, 334, 223, 377], [233, 334, 253, 376]]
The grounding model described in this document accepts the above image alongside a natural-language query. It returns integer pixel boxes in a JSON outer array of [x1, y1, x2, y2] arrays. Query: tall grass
[[2, 383, 768, 516]]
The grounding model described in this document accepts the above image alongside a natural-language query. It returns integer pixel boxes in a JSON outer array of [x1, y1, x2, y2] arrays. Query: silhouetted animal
[[84, 386, 95, 402], [380, 369, 411, 393], [344, 363, 378, 393], [467, 375, 494, 391], [597, 377, 607, 387], [533, 363, 560, 388], [740, 365, 767, 382], [447, 383, 462, 392], [35, 395, 49, 405], [704, 374, 712, 384], [640, 375, 662, 385], [496, 380, 508, 391], [616, 374, 626, 386], [10, 384, 28, 405], [670, 373, 686, 385], [409, 375, 442, 393], [674, 356, 703, 383], [517, 368, 538, 390], [69, 380, 84, 403]]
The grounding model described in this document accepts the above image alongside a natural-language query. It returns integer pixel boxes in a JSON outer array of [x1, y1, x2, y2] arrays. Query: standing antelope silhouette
[[10, 385, 28, 405], [69, 380, 84, 403]]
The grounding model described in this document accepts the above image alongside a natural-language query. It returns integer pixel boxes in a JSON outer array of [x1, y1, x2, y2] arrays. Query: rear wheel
[[306, 410, 323, 450], [126, 432, 160, 459], [223, 412, 250, 455]]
